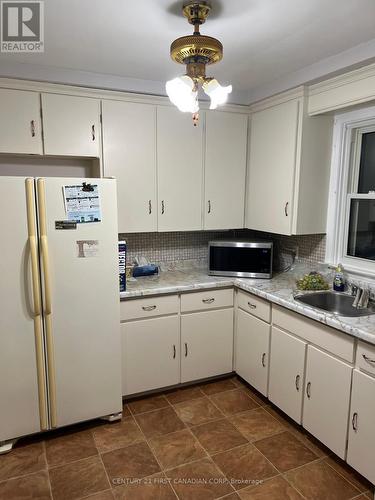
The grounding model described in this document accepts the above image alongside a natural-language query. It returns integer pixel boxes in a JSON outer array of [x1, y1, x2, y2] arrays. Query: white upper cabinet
[[204, 112, 248, 230], [0, 89, 42, 154], [42, 94, 100, 157], [102, 101, 157, 233], [246, 91, 333, 235], [157, 106, 203, 231]]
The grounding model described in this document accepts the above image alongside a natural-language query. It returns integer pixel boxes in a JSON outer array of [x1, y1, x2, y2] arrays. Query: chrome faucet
[[349, 283, 370, 309]]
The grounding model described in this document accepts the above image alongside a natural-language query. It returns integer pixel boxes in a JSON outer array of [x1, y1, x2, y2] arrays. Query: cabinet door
[[303, 345, 352, 458], [268, 327, 306, 423], [121, 315, 179, 395], [204, 112, 248, 230], [42, 93, 100, 156], [102, 101, 157, 233], [181, 308, 233, 383], [347, 369, 375, 484], [0, 89, 42, 154], [246, 99, 300, 235], [235, 308, 270, 396], [157, 106, 203, 231]]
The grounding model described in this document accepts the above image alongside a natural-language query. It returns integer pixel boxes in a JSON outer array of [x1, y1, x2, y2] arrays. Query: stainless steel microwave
[[208, 240, 273, 278]]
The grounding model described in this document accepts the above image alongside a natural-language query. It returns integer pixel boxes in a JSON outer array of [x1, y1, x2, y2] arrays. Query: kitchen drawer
[[120, 294, 179, 321], [273, 305, 354, 363], [357, 341, 375, 376], [237, 290, 271, 323], [181, 288, 233, 313]]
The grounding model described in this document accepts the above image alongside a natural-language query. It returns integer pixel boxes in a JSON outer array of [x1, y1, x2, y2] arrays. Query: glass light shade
[[203, 78, 232, 109], [166, 75, 199, 113]]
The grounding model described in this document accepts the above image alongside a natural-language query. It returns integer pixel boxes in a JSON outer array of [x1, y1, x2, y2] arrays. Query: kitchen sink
[[294, 291, 375, 317]]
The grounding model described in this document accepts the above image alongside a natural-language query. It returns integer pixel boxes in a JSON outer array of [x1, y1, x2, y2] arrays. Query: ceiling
[[1, 0, 375, 104]]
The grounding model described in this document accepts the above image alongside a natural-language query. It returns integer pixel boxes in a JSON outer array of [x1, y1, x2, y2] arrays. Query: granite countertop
[[120, 261, 375, 346]]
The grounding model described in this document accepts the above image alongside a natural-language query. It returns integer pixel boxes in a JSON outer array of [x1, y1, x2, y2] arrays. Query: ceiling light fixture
[[166, 1, 232, 125]]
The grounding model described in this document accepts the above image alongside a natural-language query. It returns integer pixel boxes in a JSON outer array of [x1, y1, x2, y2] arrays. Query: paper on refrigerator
[[63, 184, 101, 223]]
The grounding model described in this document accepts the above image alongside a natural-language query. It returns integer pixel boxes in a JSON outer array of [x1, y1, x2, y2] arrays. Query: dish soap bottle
[[333, 263, 345, 292]]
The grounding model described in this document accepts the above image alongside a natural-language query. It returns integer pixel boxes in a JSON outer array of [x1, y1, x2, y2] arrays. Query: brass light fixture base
[[182, 1, 211, 25], [170, 34, 223, 65]]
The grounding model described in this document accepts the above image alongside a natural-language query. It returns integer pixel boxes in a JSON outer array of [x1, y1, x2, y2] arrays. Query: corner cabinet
[[41, 93, 101, 157], [157, 106, 203, 231], [0, 89, 42, 154], [246, 90, 333, 235], [102, 100, 157, 233], [235, 292, 271, 396], [204, 111, 248, 230]]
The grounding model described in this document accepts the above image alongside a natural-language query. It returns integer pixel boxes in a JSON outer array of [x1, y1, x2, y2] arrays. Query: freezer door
[[36, 178, 122, 427], [0, 177, 48, 442]]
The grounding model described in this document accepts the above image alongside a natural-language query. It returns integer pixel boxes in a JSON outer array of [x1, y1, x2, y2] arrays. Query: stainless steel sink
[[294, 291, 375, 317]]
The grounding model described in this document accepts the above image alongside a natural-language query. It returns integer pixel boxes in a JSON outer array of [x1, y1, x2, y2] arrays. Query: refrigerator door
[[0, 177, 48, 443], [36, 178, 122, 428]]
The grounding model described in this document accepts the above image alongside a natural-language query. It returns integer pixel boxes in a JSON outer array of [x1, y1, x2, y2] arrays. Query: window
[[327, 107, 375, 277]]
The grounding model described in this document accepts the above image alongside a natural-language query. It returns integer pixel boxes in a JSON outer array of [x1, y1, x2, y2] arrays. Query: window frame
[[326, 105, 375, 278]]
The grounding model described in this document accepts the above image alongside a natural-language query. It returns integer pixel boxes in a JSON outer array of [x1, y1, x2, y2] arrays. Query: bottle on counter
[[333, 263, 345, 292]]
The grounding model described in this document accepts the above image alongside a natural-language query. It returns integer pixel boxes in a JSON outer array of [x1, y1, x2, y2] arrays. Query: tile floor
[[0, 375, 373, 500]]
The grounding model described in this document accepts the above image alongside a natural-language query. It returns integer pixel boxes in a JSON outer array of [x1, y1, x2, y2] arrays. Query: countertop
[[120, 261, 375, 346]]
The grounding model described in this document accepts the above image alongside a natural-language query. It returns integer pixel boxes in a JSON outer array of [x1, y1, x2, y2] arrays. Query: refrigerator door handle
[[37, 179, 58, 428], [25, 178, 48, 431]]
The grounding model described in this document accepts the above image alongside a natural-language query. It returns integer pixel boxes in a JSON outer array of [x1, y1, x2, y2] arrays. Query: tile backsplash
[[119, 230, 326, 269]]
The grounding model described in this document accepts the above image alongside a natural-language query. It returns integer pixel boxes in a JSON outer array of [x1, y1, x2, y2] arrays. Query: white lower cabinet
[[181, 308, 233, 383], [121, 315, 179, 395], [235, 308, 270, 396], [347, 369, 375, 484], [269, 327, 307, 423], [303, 345, 352, 459]]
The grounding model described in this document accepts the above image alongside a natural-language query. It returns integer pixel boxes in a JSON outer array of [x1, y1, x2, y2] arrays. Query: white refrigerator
[[0, 177, 122, 452]]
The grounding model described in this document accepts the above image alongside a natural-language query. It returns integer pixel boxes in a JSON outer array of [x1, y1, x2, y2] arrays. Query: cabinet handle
[[261, 352, 266, 367], [362, 354, 375, 364], [295, 374, 300, 392], [184, 343, 188, 357], [30, 120, 36, 137], [208, 200, 211, 214], [173, 345, 176, 359], [352, 412, 358, 432], [91, 124, 95, 141], [142, 305, 156, 311], [202, 298, 215, 304], [284, 202, 289, 217], [248, 302, 257, 309], [148, 200, 152, 214], [161, 200, 165, 215], [306, 382, 311, 399]]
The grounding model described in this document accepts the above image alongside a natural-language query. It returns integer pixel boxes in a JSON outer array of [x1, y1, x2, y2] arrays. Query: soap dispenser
[[333, 263, 345, 292]]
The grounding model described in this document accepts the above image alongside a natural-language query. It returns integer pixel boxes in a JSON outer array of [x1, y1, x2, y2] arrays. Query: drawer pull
[[208, 200, 211, 214], [261, 352, 266, 367], [306, 382, 311, 399], [202, 298, 215, 304], [161, 200, 165, 214], [362, 354, 375, 364], [295, 374, 300, 392], [248, 302, 257, 309], [184, 343, 188, 357], [352, 412, 358, 432], [91, 124, 95, 141], [30, 120, 36, 137], [148, 200, 152, 214], [285, 201, 289, 217], [142, 305, 157, 311], [173, 345, 176, 359]]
